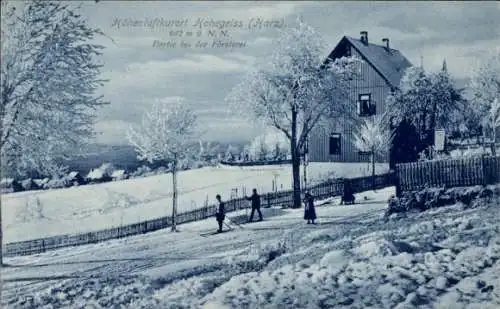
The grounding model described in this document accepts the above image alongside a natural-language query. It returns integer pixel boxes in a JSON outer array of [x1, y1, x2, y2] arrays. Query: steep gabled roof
[[327, 36, 413, 89]]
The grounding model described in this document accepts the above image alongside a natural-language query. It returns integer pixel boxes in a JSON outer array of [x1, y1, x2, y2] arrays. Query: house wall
[[309, 46, 392, 163]]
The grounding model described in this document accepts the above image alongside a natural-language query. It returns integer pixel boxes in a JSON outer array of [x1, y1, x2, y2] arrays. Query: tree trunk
[[303, 150, 308, 192], [291, 149, 301, 208], [430, 102, 438, 145], [0, 198, 2, 303], [0, 197, 3, 266], [171, 159, 178, 232], [371, 151, 376, 191], [492, 127, 497, 156], [482, 132, 487, 154], [291, 106, 301, 208]]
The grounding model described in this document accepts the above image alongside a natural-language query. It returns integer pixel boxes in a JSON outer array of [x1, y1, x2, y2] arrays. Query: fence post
[[394, 166, 401, 197], [481, 155, 488, 186], [341, 178, 346, 201], [494, 156, 500, 184]]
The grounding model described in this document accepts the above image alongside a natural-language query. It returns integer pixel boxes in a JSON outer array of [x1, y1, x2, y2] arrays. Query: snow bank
[[200, 198, 500, 309], [387, 184, 500, 216]]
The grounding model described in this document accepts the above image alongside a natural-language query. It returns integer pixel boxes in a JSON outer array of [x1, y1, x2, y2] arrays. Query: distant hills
[[62, 141, 248, 174], [62, 144, 140, 174]]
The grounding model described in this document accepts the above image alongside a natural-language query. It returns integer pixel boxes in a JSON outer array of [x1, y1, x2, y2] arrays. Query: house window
[[358, 93, 375, 116], [329, 133, 341, 155], [345, 46, 351, 57]]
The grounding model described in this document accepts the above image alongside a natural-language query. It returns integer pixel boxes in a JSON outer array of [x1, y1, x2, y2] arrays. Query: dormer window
[[358, 93, 375, 116]]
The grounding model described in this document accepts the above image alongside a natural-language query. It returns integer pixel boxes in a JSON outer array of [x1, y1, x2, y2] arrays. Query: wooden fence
[[220, 159, 292, 166], [395, 155, 500, 194], [3, 173, 395, 257]]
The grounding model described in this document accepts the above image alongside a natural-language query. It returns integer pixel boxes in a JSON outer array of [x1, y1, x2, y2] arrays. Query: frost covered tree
[[248, 135, 269, 161], [240, 145, 250, 162], [468, 52, 500, 155], [273, 142, 285, 160], [386, 64, 464, 158], [226, 17, 359, 208], [248, 130, 290, 161], [1, 0, 107, 265], [430, 60, 467, 134], [264, 130, 290, 160], [224, 145, 237, 162], [1, 1, 108, 178], [127, 98, 198, 232], [196, 140, 218, 166], [353, 114, 395, 190], [482, 98, 500, 155]]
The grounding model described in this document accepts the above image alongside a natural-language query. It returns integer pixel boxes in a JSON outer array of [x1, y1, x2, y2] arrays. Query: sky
[[76, 1, 500, 145]]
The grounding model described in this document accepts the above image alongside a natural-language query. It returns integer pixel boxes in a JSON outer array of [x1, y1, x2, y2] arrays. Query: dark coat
[[304, 194, 317, 220], [246, 193, 261, 209], [341, 182, 356, 204], [216, 201, 225, 222]]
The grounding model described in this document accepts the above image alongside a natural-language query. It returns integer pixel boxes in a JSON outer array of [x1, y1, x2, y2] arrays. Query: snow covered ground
[[2, 186, 499, 309], [1, 162, 388, 243]]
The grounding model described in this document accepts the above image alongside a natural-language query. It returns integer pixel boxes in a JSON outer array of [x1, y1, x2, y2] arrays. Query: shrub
[[46, 177, 70, 189], [449, 146, 494, 159], [130, 165, 152, 178], [111, 169, 128, 181], [0, 178, 24, 193], [20, 178, 40, 191], [155, 166, 169, 174], [87, 163, 115, 183], [34, 178, 51, 189], [386, 184, 500, 217], [65, 171, 86, 186]]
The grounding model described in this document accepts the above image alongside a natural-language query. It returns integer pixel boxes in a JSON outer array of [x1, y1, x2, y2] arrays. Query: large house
[[308, 31, 413, 163]]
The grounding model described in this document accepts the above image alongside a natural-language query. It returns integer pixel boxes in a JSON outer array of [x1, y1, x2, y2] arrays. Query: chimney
[[360, 31, 368, 45], [382, 38, 390, 50]]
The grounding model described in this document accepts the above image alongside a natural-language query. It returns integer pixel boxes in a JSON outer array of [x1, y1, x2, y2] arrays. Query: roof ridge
[[344, 36, 413, 88], [345, 36, 400, 52]]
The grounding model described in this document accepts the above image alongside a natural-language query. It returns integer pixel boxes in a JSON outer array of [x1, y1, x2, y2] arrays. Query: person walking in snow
[[340, 180, 355, 205], [246, 188, 263, 222], [304, 191, 317, 224], [215, 194, 225, 233]]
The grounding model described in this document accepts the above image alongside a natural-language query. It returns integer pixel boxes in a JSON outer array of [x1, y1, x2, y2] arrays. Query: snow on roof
[[111, 169, 126, 178], [68, 171, 80, 179], [328, 36, 413, 88], [87, 168, 105, 179]]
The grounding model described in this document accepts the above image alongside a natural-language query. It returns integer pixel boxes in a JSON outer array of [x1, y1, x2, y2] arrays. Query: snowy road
[[2, 186, 500, 309]]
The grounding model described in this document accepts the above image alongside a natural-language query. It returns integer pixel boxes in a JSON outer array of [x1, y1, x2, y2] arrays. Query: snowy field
[[2, 186, 499, 309], [1, 162, 388, 243]]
